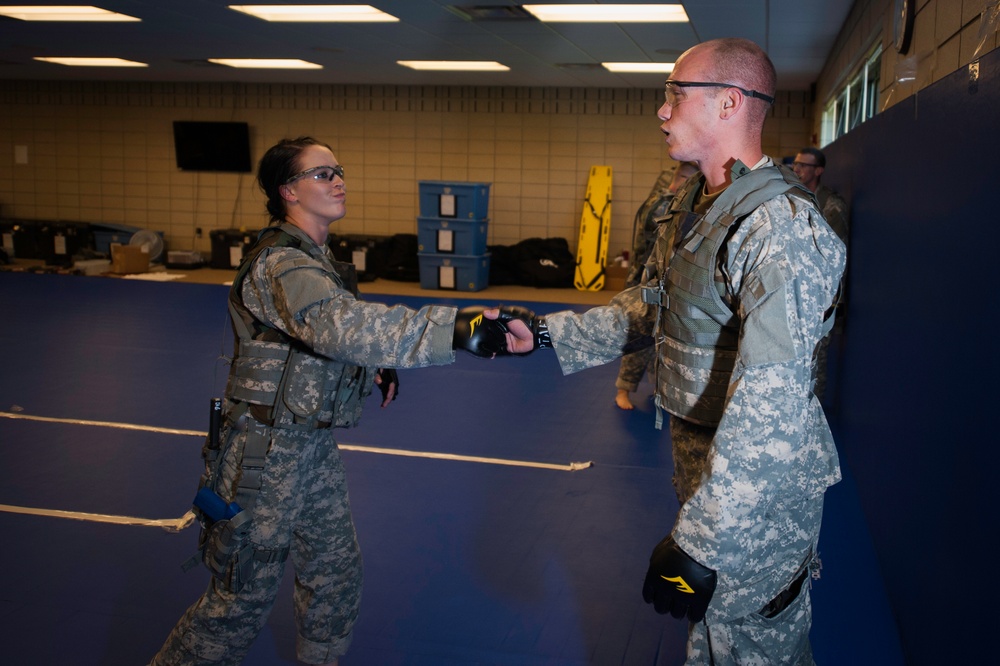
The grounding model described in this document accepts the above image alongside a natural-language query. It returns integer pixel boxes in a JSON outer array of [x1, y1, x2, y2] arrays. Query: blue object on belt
[[194, 487, 242, 524]]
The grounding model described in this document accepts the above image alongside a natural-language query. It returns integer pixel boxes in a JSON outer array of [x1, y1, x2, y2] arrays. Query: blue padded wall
[[821, 47, 1000, 665]]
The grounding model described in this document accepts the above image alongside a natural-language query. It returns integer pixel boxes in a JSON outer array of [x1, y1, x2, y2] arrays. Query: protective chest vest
[[642, 163, 813, 427], [226, 224, 372, 430]]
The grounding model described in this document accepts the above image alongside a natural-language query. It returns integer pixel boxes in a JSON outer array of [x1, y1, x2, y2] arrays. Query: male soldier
[[792, 147, 849, 245], [497, 38, 846, 663], [793, 146, 850, 400]]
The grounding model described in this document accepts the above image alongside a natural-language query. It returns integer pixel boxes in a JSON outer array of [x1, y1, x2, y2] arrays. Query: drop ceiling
[[0, 1, 855, 90]]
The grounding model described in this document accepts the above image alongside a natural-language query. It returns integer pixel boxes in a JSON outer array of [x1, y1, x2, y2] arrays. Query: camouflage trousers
[[686, 580, 815, 665], [615, 344, 655, 393], [668, 416, 821, 665], [150, 420, 363, 666]]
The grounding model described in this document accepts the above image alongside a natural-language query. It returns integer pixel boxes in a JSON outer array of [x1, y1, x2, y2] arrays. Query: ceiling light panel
[[522, 4, 688, 23], [0, 5, 139, 21], [397, 61, 509, 72], [228, 4, 399, 22], [34, 56, 147, 67], [208, 58, 323, 69], [602, 62, 674, 73]]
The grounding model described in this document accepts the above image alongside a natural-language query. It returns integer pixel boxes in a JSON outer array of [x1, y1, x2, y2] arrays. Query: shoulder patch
[[268, 250, 324, 279], [741, 261, 786, 314]]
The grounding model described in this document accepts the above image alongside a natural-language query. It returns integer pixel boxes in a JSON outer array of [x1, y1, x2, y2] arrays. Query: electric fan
[[129, 230, 165, 263]]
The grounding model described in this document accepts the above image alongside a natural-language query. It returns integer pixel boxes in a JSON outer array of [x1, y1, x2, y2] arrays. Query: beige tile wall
[[0, 81, 810, 258], [816, 0, 999, 129]]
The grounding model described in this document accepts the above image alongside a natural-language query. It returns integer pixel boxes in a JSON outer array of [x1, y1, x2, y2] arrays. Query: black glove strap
[[534, 318, 552, 349]]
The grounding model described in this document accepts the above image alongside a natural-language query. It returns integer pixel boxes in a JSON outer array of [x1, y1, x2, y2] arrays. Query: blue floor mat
[[0, 272, 901, 665]]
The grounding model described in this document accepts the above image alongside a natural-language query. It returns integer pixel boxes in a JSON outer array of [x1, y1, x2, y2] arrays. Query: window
[[821, 45, 882, 146]]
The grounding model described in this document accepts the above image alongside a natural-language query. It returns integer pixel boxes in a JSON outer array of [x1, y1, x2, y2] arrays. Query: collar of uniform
[[730, 155, 773, 181], [277, 221, 322, 249]]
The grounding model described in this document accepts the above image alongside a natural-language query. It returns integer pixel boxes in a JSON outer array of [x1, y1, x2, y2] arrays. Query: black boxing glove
[[493, 305, 551, 354], [376, 368, 398, 406], [642, 535, 717, 622], [453, 306, 509, 358]]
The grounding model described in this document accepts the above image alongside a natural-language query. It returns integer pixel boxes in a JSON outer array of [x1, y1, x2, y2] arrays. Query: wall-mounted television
[[173, 121, 252, 173]]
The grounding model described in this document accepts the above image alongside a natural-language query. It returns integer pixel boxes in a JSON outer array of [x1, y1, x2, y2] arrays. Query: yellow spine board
[[574, 165, 613, 291]]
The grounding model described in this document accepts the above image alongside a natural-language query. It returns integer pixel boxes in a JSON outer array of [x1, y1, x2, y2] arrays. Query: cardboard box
[[604, 263, 629, 292], [110, 244, 149, 274]]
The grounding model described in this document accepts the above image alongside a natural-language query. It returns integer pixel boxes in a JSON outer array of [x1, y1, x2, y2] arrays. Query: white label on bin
[[439, 265, 456, 289], [437, 229, 454, 253], [54, 234, 67, 255], [2, 233, 12, 253], [229, 245, 243, 268], [352, 248, 367, 272], [439, 193, 457, 218]]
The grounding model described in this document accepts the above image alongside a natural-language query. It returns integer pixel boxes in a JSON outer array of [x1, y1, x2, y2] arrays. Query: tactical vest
[[642, 162, 815, 428], [226, 223, 372, 430]]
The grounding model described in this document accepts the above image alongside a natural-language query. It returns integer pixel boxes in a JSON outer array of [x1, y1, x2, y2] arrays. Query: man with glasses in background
[[792, 147, 849, 246], [793, 147, 849, 402], [496, 38, 846, 663]]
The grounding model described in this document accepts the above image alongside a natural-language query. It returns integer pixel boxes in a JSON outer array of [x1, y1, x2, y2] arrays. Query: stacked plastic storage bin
[[416, 181, 491, 291]]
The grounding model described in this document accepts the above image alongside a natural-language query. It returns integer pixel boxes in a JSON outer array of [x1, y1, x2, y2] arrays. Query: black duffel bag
[[488, 237, 574, 288]]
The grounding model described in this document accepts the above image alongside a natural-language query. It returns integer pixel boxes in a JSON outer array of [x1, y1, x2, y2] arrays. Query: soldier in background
[[793, 146, 850, 400], [614, 162, 697, 410], [792, 147, 849, 244]]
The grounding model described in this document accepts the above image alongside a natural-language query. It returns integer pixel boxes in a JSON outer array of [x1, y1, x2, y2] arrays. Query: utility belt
[[227, 338, 371, 432], [246, 402, 332, 430], [182, 398, 289, 593]]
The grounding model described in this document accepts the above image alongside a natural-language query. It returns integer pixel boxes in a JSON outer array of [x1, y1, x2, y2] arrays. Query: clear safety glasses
[[285, 164, 345, 185]]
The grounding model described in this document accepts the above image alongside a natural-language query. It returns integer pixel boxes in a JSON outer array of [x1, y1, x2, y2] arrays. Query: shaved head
[[694, 38, 776, 130], [659, 38, 775, 189]]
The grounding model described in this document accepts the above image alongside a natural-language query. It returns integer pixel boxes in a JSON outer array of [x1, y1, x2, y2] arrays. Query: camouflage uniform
[[151, 223, 456, 666], [543, 160, 846, 664], [616, 170, 678, 396], [812, 183, 849, 400], [814, 184, 848, 246]]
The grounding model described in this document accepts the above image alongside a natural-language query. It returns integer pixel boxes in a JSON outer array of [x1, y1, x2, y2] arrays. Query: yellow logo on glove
[[469, 313, 484, 335], [661, 574, 695, 594]]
